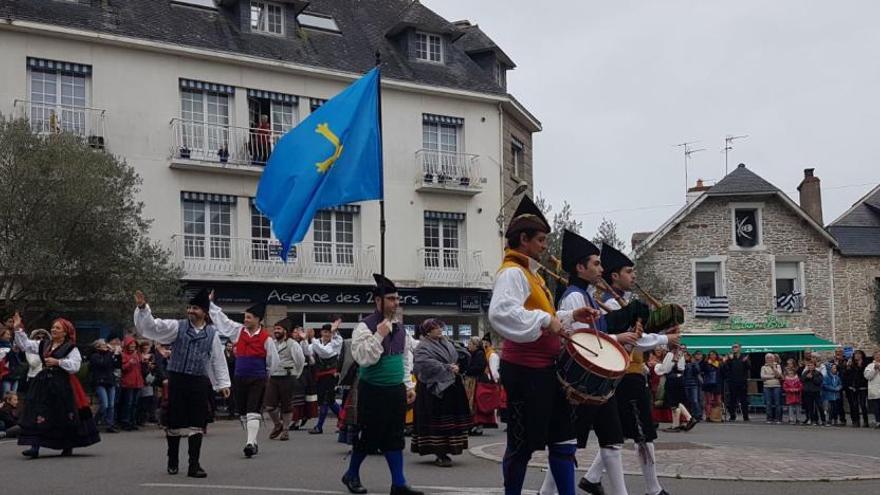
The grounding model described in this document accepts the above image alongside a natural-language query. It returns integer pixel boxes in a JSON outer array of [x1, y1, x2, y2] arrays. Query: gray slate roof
[[706, 163, 780, 196], [454, 23, 515, 67], [828, 184, 880, 255], [0, 0, 507, 96]]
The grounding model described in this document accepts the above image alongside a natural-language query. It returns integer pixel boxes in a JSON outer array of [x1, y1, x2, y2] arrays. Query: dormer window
[[415, 32, 443, 63], [298, 12, 340, 33], [251, 1, 283, 35], [494, 61, 507, 88]]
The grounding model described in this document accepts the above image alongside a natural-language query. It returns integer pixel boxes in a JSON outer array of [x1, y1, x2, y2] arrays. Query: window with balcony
[[424, 212, 463, 270], [312, 210, 356, 266], [27, 57, 92, 136], [775, 261, 804, 312], [247, 89, 298, 165], [177, 79, 234, 161], [420, 113, 471, 186], [250, 203, 295, 261], [414, 32, 443, 63], [181, 194, 235, 261], [251, 1, 284, 35]]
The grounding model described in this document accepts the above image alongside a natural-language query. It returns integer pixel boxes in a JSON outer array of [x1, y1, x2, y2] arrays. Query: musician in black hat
[[581, 242, 679, 495], [540, 230, 634, 495], [208, 296, 279, 459], [133, 288, 231, 478], [488, 197, 597, 495], [341, 274, 421, 495]]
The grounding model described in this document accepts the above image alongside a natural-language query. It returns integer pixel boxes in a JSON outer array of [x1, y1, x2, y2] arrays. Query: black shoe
[[244, 443, 257, 458], [578, 477, 606, 495], [342, 474, 368, 494], [434, 455, 453, 467], [60, 448, 73, 457], [651, 490, 671, 495], [390, 485, 424, 495], [683, 417, 698, 432], [308, 427, 323, 435], [106, 426, 119, 433], [21, 448, 39, 459], [167, 435, 180, 475], [187, 464, 207, 478]]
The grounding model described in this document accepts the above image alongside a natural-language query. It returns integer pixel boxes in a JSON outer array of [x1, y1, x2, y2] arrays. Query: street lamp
[[496, 180, 529, 232]]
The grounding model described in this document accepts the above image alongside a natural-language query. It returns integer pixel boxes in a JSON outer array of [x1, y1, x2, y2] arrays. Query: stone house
[[633, 163, 878, 354]]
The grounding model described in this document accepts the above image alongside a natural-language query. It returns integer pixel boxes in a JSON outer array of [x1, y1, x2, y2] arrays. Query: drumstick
[[558, 332, 599, 358], [586, 314, 603, 350]]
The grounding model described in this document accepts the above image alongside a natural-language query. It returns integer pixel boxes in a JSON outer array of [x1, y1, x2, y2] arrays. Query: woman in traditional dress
[[411, 319, 472, 467], [12, 313, 100, 458]]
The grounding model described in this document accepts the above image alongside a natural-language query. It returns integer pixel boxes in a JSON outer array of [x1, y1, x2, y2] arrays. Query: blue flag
[[255, 68, 382, 261]]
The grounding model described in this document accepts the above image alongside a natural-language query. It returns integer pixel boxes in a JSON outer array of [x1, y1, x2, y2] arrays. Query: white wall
[[0, 28, 504, 287]]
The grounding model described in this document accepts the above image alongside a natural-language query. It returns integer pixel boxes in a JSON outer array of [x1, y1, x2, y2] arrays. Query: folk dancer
[[341, 274, 421, 495], [310, 320, 343, 434], [265, 318, 305, 441], [582, 243, 679, 495], [488, 197, 597, 495], [12, 313, 100, 458], [208, 298, 279, 458], [133, 289, 231, 478]]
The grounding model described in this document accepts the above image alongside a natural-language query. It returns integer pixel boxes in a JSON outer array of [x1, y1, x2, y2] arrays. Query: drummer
[[487, 196, 596, 495], [580, 243, 678, 495], [539, 230, 638, 495]]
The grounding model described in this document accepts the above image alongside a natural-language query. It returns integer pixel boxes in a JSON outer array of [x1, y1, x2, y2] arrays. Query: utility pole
[[676, 141, 705, 194], [723, 134, 748, 176]]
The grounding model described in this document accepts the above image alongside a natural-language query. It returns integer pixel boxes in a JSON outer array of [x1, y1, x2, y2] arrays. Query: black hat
[[188, 288, 210, 313], [600, 242, 634, 284], [274, 318, 292, 333], [505, 195, 550, 237], [245, 302, 266, 320], [372, 273, 398, 297], [560, 229, 600, 274]]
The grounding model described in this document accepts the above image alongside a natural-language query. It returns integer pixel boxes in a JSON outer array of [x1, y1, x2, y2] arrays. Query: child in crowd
[[783, 368, 802, 424], [801, 361, 824, 426], [822, 364, 843, 426]]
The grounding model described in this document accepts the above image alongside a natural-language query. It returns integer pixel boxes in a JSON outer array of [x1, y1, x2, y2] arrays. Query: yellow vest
[[499, 249, 555, 316], [627, 348, 645, 375]]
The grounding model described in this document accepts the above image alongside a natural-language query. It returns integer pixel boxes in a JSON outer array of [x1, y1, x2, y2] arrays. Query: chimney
[[797, 168, 823, 225], [686, 178, 711, 205]]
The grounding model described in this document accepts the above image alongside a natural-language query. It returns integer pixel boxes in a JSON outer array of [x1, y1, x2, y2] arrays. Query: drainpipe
[[828, 247, 836, 343], [497, 102, 505, 247]]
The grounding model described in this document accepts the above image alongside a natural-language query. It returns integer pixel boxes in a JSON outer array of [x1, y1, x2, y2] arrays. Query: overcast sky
[[423, 0, 880, 246]]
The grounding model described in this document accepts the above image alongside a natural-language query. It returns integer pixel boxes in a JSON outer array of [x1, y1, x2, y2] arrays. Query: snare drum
[[557, 329, 630, 405]]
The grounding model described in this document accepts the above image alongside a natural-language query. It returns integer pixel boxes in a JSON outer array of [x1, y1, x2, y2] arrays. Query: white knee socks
[[245, 412, 261, 444], [600, 446, 627, 495], [539, 468, 558, 495], [640, 442, 663, 495], [584, 450, 604, 482]]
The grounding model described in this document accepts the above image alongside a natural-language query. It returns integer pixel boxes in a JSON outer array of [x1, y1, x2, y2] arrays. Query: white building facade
[[0, 0, 540, 338]]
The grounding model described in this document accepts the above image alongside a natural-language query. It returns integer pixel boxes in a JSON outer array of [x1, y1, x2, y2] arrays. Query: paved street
[[4, 418, 880, 494]]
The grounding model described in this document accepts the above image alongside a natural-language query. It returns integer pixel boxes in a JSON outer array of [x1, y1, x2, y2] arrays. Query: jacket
[[783, 375, 802, 405], [849, 360, 869, 390], [865, 362, 880, 400], [722, 355, 751, 384], [683, 361, 701, 388], [821, 372, 843, 402], [760, 364, 783, 388], [120, 337, 144, 389], [800, 369, 823, 393], [89, 350, 120, 387], [700, 359, 721, 392]]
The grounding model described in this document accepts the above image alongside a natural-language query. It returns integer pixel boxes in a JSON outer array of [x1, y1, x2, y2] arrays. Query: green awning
[[680, 332, 838, 354]]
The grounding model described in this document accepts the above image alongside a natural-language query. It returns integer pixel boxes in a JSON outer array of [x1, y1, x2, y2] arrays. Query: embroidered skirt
[[411, 379, 472, 456]]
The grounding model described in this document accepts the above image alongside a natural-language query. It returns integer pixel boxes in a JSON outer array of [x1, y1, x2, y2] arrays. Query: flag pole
[[375, 52, 387, 313]]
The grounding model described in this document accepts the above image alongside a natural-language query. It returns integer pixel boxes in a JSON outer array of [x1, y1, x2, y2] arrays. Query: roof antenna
[[723, 134, 748, 176], [676, 141, 705, 197]]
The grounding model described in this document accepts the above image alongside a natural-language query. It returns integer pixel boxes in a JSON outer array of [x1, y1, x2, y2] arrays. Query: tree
[[592, 217, 626, 251], [0, 116, 182, 326]]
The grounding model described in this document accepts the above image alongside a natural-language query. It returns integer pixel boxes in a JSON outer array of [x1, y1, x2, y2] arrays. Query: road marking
[[0, 440, 16, 445], [140, 483, 503, 494]]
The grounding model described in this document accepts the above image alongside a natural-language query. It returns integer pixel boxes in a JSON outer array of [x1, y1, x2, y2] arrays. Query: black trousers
[[726, 382, 749, 420], [846, 388, 870, 425], [802, 391, 821, 423]]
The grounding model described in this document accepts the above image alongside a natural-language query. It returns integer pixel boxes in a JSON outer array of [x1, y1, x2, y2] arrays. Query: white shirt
[[487, 352, 501, 382], [208, 302, 279, 375], [654, 351, 685, 375], [488, 262, 574, 343], [350, 321, 415, 390], [133, 304, 231, 390], [13, 330, 81, 374], [310, 333, 343, 360]]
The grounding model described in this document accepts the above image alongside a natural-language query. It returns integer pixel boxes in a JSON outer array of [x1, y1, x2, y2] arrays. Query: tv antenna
[[676, 141, 705, 194], [723, 134, 748, 175]]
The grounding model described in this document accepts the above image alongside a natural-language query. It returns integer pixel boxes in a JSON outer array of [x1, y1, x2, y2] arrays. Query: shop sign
[[711, 314, 790, 331]]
